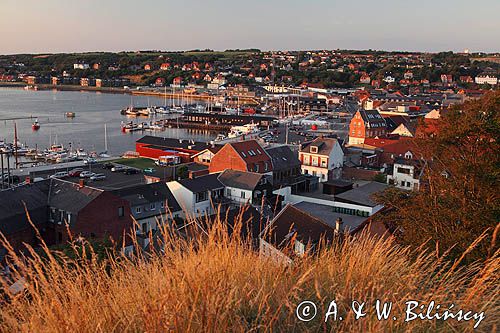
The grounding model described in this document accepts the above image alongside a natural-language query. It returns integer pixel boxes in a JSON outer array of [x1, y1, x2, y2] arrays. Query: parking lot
[[29, 162, 147, 190]]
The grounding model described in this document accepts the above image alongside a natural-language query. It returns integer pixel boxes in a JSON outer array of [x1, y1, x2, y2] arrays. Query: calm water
[[0, 88, 213, 156]]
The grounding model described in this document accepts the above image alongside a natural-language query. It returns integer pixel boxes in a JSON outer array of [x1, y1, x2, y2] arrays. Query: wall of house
[[167, 182, 194, 217], [225, 186, 252, 204], [71, 192, 133, 244], [209, 145, 247, 173], [349, 112, 366, 144], [388, 163, 419, 190], [193, 150, 216, 165], [284, 193, 381, 216]]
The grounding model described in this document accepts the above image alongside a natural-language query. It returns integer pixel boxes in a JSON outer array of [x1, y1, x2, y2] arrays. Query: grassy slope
[[0, 217, 498, 332]]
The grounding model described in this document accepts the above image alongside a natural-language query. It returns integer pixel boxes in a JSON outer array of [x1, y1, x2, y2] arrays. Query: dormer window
[[311, 146, 318, 153]]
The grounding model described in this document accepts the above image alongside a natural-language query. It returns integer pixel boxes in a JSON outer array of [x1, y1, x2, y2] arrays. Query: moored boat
[[32, 119, 41, 130]]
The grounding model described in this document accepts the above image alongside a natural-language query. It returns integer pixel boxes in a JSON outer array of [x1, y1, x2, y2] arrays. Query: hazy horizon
[[1, 0, 499, 55]]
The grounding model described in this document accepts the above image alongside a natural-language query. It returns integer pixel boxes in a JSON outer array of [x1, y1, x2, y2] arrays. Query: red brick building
[[209, 140, 273, 174], [49, 185, 133, 245], [348, 109, 387, 145]]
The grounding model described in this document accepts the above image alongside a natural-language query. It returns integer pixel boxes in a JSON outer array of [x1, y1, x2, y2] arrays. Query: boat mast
[[104, 124, 108, 152], [13, 121, 18, 168]]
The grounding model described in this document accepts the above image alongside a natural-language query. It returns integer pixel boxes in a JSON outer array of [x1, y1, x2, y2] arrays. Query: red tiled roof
[[229, 140, 273, 172]]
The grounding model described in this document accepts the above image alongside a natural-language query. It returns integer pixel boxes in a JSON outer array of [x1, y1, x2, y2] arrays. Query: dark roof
[[324, 179, 354, 187], [185, 162, 209, 172], [179, 205, 263, 242], [265, 145, 300, 171], [293, 202, 367, 234], [112, 182, 181, 212], [48, 179, 103, 213], [264, 204, 336, 248], [218, 170, 264, 191], [359, 109, 386, 129], [137, 136, 212, 151], [300, 137, 339, 156], [334, 181, 388, 207], [0, 183, 49, 234], [178, 173, 223, 193]]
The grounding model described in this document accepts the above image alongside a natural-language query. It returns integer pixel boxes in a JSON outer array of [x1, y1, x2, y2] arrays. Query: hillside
[[0, 219, 498, 332]]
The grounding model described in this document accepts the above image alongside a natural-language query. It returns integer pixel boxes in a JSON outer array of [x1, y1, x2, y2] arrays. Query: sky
[[1, 0, 499, 54]]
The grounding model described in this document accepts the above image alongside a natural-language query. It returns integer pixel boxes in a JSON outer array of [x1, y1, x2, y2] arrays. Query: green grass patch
[[114, 157, 156, 170]]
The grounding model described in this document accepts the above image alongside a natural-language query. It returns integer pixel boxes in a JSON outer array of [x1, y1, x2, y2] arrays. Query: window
[[397, 167, 411, 175], [226, 188, 231, 196], [407, 182, 411, 188], [142, 223, 147, 233], [196, 191, 208, 202], [321, 159, 327, 167], [160, 201, 165, 208], [311, 146, 318, 153], [118, 206, 124, 217], [150, 203, 156, 210], [255, 164, 259, 172], [136, 207, 142, 214], [241, 191, 246, 199], [264, 162, 268, 171], [400, 181, 405, 187]]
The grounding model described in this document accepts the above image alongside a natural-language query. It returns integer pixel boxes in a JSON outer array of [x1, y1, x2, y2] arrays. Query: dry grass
[[0, 211, 498, 333]]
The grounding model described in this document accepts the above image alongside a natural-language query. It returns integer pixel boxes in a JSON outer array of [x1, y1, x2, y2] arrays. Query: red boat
[[32, 120, 40, 131]]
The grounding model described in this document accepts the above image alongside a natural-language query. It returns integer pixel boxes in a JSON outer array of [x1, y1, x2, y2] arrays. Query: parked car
[[102, 162, 114, 169], [124, 168, 140, 175], [111, 165, 127, 172], [50, 171, 69, 179], [79, 171, 95, 178], [90, 173, 106, 181], [143, 168, 155, 174], [69, 168, 84, 177], [83, 158, 97, 165]]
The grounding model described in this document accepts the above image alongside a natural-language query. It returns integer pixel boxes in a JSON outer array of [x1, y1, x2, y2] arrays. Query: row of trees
[[377, 90, 500, 261]]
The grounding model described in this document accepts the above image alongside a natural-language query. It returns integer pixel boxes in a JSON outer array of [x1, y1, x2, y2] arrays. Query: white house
[[217, 169, 273, 205], [73, 63, 90, 70], [475, 75, 498, 85], [383, 76, 395, 83], [387, 157, 425, 191], [299, 137, 344, 182], [166, 173, 225, 218]]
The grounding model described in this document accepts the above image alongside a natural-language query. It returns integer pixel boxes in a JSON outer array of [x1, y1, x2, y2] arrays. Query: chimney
[[335, 217, 343, 233], [79, 178, 85, 189]]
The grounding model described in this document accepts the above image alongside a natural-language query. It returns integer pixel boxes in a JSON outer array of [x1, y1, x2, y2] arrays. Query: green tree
[[376, 91, 500, 261]]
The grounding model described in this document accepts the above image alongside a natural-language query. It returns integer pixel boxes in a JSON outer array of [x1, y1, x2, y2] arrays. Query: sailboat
[[155, 86, 170, 114], [98, 124, 111, 157], [169, 86, 184, 113]]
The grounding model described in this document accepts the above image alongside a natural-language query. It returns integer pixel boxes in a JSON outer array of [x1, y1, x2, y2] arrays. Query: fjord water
[[0, 88, 213, 155]]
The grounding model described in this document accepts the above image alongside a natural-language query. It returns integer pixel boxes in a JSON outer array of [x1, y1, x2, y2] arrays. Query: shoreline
[[0, 82, 260, 105]]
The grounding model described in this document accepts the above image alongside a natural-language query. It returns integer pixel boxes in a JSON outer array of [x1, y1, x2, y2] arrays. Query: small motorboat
[[65, 112, 76, 118], [32, 120, 40, 131]]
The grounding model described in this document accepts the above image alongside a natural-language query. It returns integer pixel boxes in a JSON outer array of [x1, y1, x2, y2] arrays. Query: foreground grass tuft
[[0, 216, 498, 332]]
